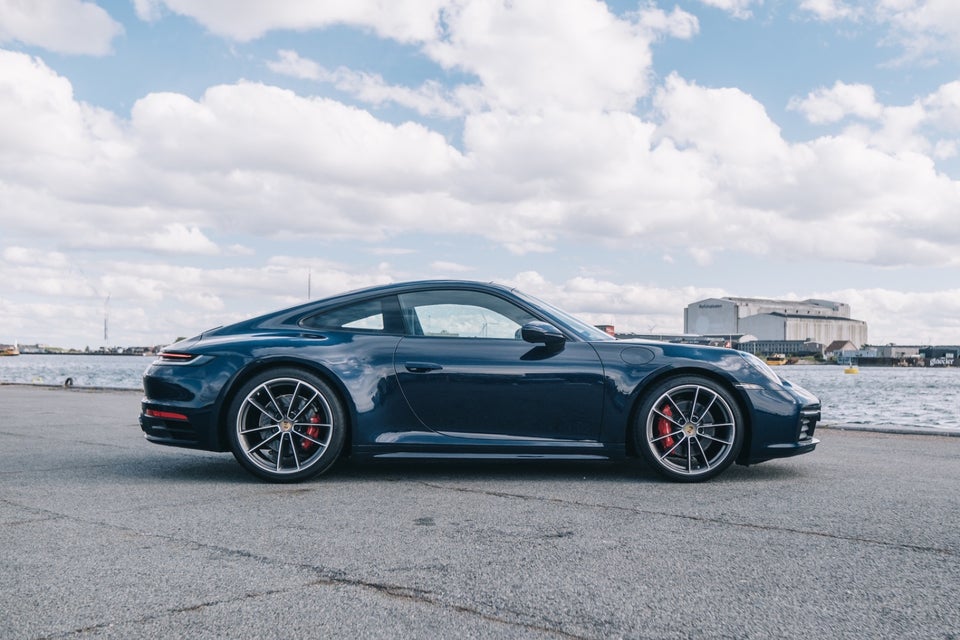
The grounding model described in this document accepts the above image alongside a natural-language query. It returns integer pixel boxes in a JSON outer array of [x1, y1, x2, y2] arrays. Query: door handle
[[404, 362, 443, 373]]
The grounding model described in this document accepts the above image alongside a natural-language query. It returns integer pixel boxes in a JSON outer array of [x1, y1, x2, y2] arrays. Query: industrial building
[[684, 297, 868, 348]]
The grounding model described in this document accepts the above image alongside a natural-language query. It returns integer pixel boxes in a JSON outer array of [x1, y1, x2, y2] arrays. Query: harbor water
[[1, 354, 958, 433], [776, 364, 960, 433], [0, 354, 151, 391]]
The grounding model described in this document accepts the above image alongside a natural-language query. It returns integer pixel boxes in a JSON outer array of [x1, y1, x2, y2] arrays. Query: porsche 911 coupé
[[140, 280, 820, 482]]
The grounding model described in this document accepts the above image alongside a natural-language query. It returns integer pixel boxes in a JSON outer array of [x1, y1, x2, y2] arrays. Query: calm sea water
[[1, 354, 958, 433], [777, 364, 960, 433], [0, 354, 150, 390]]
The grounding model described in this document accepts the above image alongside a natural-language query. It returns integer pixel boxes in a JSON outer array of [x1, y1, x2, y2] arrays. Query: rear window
[[301, 297, 393, 332]]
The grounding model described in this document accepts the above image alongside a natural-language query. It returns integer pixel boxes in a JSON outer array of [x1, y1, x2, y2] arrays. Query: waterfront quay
[[2, 385, 958, 639]]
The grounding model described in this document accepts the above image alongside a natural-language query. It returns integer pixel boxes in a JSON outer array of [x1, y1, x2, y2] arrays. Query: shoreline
[[0, 381, 142, 393], [2, 351, 153, 356]]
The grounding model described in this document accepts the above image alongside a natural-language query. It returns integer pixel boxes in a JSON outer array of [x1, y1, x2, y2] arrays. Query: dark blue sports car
[[140, 280, 820, 482]]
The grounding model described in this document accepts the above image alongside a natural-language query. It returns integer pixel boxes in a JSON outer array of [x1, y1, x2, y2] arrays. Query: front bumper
[[748, 402, 821, 463]]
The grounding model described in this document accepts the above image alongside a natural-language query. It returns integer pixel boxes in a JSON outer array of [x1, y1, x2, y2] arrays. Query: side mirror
[[521, 321, 566, 346]]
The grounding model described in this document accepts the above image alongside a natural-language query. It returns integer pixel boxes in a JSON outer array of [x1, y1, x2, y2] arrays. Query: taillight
[[145, 409, 188, 421], [157, 351, 197, 364]]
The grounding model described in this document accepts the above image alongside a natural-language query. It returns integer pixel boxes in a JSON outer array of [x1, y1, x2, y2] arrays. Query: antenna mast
[[103, 294, 110, 342]]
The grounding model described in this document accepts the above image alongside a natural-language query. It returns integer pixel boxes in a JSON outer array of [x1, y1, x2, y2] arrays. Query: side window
[[398, 290, 537, 339], [301, 296, 398, 332]]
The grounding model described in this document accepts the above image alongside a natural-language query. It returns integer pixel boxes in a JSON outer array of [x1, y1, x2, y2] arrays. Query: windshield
[[513, 290, 615, 342]]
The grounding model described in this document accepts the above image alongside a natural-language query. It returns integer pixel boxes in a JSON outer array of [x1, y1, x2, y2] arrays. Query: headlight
[[739, 352, 782, 386]]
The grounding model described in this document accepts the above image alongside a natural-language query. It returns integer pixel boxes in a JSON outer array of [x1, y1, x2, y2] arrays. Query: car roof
[[312, 279, 516, 306], [227, 280, 519, 331]]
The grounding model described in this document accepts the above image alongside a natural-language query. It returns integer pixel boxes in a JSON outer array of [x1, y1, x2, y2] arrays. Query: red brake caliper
[[656, 404, 676, 451], [301, 415, 321, 451]]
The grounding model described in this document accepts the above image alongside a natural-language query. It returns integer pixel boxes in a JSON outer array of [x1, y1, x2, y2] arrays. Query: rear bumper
[[139, 356, 237, 452], [139, 405, 221, 450]]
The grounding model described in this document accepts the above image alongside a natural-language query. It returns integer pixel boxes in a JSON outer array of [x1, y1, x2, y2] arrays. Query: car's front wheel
[[634, 376, 744, 482], [227, 369, 346, 482]]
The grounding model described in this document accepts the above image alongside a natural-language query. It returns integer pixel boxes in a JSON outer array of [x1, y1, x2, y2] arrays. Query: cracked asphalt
[[1, 384, 958, 639]]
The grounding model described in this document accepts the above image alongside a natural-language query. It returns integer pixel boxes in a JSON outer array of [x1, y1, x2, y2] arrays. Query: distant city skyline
[[1, 0, 959, 348]]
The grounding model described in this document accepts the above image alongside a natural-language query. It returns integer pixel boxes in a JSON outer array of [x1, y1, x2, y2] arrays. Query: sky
[[1, 0, 960, 349]]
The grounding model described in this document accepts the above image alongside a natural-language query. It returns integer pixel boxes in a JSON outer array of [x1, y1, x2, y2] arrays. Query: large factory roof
[[720, 297, 841, 308]]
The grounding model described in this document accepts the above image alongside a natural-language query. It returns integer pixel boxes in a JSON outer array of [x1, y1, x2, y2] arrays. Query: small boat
[[0, 343, 19, 356], [765, 354, 787, 366]]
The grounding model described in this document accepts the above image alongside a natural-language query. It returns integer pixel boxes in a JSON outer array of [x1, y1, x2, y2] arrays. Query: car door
[[393, 289, 605, 441]]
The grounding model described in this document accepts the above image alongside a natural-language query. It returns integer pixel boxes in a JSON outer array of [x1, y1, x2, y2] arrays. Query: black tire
[[634, 375, 744, 482], [227, 368, 346, 482]]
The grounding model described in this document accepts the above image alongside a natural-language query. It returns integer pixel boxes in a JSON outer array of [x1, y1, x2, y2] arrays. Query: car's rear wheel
[[635, 375, 744, 482], [227, 369, 346, 482]]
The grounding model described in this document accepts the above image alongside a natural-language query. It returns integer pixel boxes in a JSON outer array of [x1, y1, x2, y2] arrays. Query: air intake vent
[[799, 407, 820, 442]]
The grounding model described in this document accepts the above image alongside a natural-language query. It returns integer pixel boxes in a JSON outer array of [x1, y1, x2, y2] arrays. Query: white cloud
[[656, 74, 788, 165], [146, 1, 697, 116], [130, 82, 463, 185], [150, 0, 446, 42], [268, 50, 464, 118], [133, 0, 164, 22], [429, 261, 474, 273], [3, 246, 70, 268], [933, 139, 958, 159], [790, 79, 960, 158], [823, 287, 960, 344], [426, 0, 670, 113], [877, 0, 960, 60], [696, 0, 760, 20], [800, 0, 862, 21], [266, 49, 323, 81], [923, 81, 960, 132], [650, 75, 960, 267], [3, 48, 960, 275], [795, 1, 960, 61], [329, 70, 463, 118], [142, 224, 221, 255], [185, 0, 694, 116], [788, 82, 884, 124], [0, 247, 397, 347], [0, 258, 98, 300], [507, 272, 720, 335], [0, 0, 123, 55], [634, 5, 699, 39], [0, 51, 122, 162]]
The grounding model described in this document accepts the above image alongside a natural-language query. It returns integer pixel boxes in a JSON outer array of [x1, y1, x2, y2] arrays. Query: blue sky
[[2, 0, 960, 348]]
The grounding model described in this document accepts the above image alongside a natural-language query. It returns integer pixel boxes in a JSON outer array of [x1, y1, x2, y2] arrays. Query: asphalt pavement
[[1, 384, 958, 639]]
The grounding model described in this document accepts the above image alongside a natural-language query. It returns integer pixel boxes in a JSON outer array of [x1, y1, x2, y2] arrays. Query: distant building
[[920, 346, 959, 367], [824, 340, 857, 357], [824, 340, 859, 364], [874, 345, 922, 359], [737, 339, 823, 357], [596, 325, 617, 337], [684, 297, 867, 349]]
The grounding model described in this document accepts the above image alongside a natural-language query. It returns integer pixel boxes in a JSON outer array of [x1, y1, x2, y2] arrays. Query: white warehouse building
[[684, 297, 868, 348]]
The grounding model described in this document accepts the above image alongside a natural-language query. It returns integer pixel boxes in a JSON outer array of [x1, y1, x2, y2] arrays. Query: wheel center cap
[[280, 420, 294, 432], [684, 424, 696, 435]]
